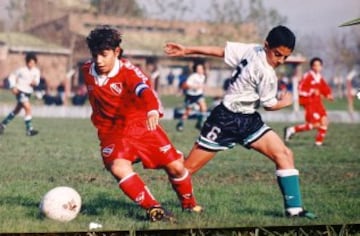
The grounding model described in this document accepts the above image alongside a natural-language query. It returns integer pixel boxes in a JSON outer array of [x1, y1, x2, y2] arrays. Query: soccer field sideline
[[0, 104, 360, 123]]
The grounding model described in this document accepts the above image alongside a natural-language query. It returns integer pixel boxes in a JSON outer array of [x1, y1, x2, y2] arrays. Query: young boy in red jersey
[[83, 25, 202, 222], [284, 57, 333, 146]]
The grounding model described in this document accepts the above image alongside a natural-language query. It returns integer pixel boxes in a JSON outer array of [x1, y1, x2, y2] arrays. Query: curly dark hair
[[86, 25, 123, 58]]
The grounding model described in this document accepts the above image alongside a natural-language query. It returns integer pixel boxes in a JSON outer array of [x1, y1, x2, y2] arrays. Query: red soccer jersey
[[82, 59, 163, 132], [298, 70, 332, 106]]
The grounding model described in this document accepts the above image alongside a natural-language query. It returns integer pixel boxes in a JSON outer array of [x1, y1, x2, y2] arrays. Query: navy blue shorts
[[197, 103, 271, 151], [16, 92, 31, 103], [184, 94, 205, 108]]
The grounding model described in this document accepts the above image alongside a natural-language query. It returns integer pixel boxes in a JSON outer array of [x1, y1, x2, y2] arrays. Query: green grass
[[0, 117, 359, 234], [1, 89, 360, 111]]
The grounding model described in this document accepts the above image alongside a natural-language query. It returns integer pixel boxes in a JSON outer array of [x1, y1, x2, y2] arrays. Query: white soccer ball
[[40, 186, 82, 222]]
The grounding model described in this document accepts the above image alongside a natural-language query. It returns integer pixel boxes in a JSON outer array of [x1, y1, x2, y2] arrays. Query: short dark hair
[[25, 52, 37, 63], [310, 57, 323, 67], [266, 25, 296, 51], [192, 62, 204, 73], [86, 25, 123, 58]]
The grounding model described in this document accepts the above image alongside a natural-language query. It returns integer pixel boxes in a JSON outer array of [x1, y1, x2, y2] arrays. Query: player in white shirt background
[[165, 25, 316, 219], [176, 62, 208, 131], [0, 52, 40, 136]]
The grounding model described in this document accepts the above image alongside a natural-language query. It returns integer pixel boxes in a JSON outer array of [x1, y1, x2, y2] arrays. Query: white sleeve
[[7, 70, 18, 88], [33, 68, 41, 86], [224, 42, 250, 68]]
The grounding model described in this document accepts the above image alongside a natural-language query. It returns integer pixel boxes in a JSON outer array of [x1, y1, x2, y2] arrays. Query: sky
[[0, 0, 359, 38], [137, 0, 360, 39], [261, 0, 360, 37]]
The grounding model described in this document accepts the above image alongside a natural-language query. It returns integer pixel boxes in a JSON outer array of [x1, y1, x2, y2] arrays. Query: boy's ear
[[264, 41, 269, 51], [115, 47, 123, 58]]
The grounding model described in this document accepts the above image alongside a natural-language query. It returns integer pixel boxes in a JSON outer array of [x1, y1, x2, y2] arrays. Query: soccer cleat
[[176, 122, 184, 132], [26, 129, 39, 136], [0, 124, 4, 135], [315, 142, 323, 147], [195, 122, 202, 130], [146, 206, 177, 223], [183, 204, 204, 213], [283, 126, 295, 142], [286, 210, 317, 219]]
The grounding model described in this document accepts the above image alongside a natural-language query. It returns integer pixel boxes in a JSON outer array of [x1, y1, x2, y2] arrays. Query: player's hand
[[327, 94, 334, 101], [278, 91, 293, 107], [164, 42, 186, 57], [146, 110, 159, 131], [313, 89, 320, 96], [11, 87, 19, 95]]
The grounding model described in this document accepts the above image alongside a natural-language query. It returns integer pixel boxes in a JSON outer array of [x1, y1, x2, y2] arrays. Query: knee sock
[[315, 127, 327, 145], [2, 112, 16, 126], [24, 116, 33, 131], [294, 123, 313, 133], [119, 173, 160, 209], [169, 169, 197, 209], [276, 169, 303, 215]]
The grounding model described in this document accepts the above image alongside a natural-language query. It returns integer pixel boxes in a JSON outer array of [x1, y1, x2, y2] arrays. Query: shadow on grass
[[81, 193, 150, 221], [0, 194, 43, 219]]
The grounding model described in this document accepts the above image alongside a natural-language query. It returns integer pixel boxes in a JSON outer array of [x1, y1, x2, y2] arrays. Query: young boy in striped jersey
[[165, 25, 316, 219]]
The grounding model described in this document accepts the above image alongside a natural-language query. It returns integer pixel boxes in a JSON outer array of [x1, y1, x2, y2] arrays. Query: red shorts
[[98, 121, 182, 169], [304, 104, 327, 124]]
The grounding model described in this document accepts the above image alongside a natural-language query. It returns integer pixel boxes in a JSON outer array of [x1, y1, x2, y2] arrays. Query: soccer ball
[[39, 186, 82, 222]]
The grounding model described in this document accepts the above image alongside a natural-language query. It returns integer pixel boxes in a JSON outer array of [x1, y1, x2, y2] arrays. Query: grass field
[[1, 88, 360, 111], [0, 117, 359, 234]]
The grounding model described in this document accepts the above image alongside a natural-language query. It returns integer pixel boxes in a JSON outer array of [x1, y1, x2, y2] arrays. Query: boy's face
[[195, 64, 205, 74], [264, 42, 292, 68], [311, 60, 323, 73], [26, 59, 37, 69], [92, 47, 120, 75]]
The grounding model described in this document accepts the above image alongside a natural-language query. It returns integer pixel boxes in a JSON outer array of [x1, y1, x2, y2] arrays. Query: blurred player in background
[[284, 57, 333, 146], [83, 25, 201, 222], [0, 52, 40, 136], [176, 62, 207, 131], [165, 25, 316, 219]]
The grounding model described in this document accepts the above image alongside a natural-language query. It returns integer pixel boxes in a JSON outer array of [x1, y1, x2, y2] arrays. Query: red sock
[[294, 123, 313, 133], [119, 173, 159, 209], [169, 170, 197, 209], [315, 127, 327, 145]]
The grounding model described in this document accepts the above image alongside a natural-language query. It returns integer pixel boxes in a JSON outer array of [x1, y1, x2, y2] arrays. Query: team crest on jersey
[[102, 144, 115, 157], [110, 83, 123, 95], [159, 144, 171, 153]]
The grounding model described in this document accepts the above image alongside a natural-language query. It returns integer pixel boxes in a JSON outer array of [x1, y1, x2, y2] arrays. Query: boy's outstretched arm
[[164, 42, 225, 58]]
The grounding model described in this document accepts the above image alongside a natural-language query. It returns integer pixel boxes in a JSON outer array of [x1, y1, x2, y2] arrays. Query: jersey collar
[[90, 59, 122, 78]]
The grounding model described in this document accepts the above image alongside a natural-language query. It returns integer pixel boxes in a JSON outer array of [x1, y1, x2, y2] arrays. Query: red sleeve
[[320, 78, 332, 97], [140, 88, 161, 113], [298, 74, 312, 105], [298, 74, 312, 97]]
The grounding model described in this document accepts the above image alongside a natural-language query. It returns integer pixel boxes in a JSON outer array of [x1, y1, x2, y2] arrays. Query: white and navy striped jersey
[[185, 73, 206, 96], [222, 42, 278, 114], [8, 66, 40, 94]]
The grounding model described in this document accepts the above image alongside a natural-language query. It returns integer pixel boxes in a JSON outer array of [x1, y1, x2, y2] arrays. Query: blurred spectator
[[34, 77, 47, 100], [167, 70, 175, 86], [72, 84, 87, 106], [178, 66, 190, 96], [43, 85, 63, 106], [146, 62, 160, 91]]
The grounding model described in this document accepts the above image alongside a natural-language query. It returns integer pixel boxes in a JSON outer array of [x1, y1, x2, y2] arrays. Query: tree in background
[[206, 0, 287, 39], [90, 0, 143, 17]]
